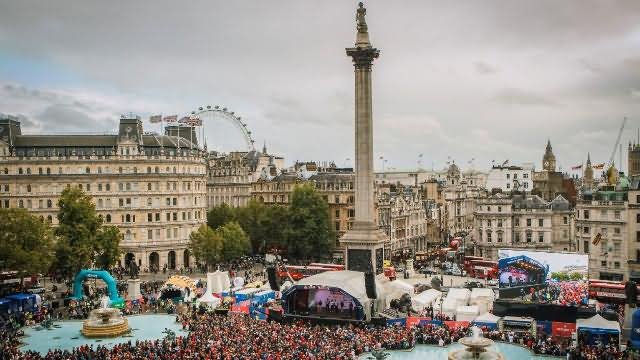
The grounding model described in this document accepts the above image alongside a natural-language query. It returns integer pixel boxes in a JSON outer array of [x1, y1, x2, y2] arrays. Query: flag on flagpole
[[571, 164, 583, 170], [593, 163, 605, 170], [592, 233, 602, 246], [149, 114, 162, 123], [163, 115, 178, 123]]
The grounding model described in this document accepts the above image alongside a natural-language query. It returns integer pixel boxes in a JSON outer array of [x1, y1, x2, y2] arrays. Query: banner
[[149, 114, 162, 123], [231, 300, 250, 314], [386, 318, 407, 326], [537, 320, 552, 335], [444, 321, 470, 330], [551, 321, 576, 337], [406, 316, 431, 328]]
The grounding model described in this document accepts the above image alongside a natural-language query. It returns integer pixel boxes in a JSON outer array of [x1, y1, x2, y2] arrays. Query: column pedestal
[[126, 279, 141, 300]]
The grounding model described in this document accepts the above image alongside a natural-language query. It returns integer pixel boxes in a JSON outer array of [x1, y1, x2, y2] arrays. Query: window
[[335, 210, 340, 218], [584, 210, 590, 219], [173, 212, 177, 221], [584, 226, 590, 234], [497, 219, 502, 228], [487, 220, 491, 227], [486, 231, 492, 242], [18, 200, 23, 208], [614, 261, 620, 269], [526, 218, 531, 227], [538, 219, 543, 227], [563, 216, 568, 225], [148, 213, 153, 222], [172, 198, 177, 206], [147, 167, 152, 174], [106, 183, 111, 191], [506, 174, 510, 179], [334, 195, 340, 203], [614, 211, 621, 219], [526, 232, 532, 243], [614, 227, 621, 235], [119, 198, 124, 207], [497, 232, 503, 243], [335, 221, 340, 231], [637, 231, 640, 242], [38, 167, 43, 175], [147, 183, 152, 191], [498, 206, 502, 212], [26, 168, 31, 174], [637, 213, 640, 224], [147, 198, 152, 206], [563, 229, 568, 238], [601, 261, 607, 267], [583, 241, 589, 253], [18, 168, 23, 174], [506, 183, 510, 189], [166, 213, 171, 221], [523, 173, 529, 179], [27, 184, 31, 192], [106, 214, 111, 223], [98, 184, 103, 191], [148, 230, 153, 240], [538, 233, 544, 243], [118, 167, 123, 174], [46, 168, 51, 175], [515, 232, 521, 243], [155, 213, 160, 221], [487, 206, 491, 211], [514, 218, 520, 227]]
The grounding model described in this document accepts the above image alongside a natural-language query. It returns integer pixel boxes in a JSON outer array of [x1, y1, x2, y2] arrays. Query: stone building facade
[[206, 145, 283, 208], [0, 115, 208, 272], [474, 193, 573, 261]]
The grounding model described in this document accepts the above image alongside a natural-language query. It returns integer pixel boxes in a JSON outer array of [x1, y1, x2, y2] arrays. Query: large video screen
[[498, 250, 589, 306]]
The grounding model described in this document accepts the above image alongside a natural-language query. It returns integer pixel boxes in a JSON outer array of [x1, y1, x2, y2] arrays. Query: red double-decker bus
[[467, 260, 498, 279], [588, 280, 640, 304], [309, 263, 345, 271], [277, 265, 338, 281], [463, 256, 483, 272]]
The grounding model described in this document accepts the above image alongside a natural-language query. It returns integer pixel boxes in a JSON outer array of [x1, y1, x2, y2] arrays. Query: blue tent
[[577, 314, 620, 346], [6, 293, 36, 312]]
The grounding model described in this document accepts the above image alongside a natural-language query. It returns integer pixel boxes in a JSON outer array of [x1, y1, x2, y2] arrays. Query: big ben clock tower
[[543, 139, 556, 172]]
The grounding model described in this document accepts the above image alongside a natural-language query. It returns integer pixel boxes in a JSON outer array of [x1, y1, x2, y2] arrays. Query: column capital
[[346, 47, 379, 69]]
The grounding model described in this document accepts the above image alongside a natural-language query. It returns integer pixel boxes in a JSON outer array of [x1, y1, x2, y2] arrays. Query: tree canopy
[[0, 208, 54, 281], [52, 187, 121, 278], [219, 221, 251, 261], [189, 224, 223, 271], [207, 203, 236, 230]]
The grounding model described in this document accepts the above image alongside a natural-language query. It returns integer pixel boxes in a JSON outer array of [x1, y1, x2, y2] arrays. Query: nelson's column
[[341, 2, 387, 274]]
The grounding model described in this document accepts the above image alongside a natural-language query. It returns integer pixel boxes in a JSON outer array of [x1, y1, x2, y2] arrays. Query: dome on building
[[447, 162, 461, 177]]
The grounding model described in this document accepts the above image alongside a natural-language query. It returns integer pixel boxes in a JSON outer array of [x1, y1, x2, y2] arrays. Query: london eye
[[191, 105, 256, 152]]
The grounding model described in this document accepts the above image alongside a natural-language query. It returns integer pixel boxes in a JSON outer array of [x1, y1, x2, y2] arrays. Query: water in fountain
[[448, 326, 504, 360], [81, 296, 130, 338]]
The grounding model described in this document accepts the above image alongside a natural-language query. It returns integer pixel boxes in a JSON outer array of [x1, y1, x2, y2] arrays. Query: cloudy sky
[[1, 1, 639, 172]]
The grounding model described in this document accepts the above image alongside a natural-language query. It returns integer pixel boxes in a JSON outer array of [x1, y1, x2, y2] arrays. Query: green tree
[[286, 184, 335, 260], [189, 225, 223, 271], [234, 200, 268, 253], [52, 187, 120, 279], [207, 203, 236, 230], [219, 221, 251, 261], [262, 205, 290, 251], [94, 225, 123, 270], [0, 209, 54, 286]]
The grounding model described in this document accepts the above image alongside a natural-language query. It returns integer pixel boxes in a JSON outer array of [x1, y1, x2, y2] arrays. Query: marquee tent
[[446, 288, 470, 307], [470, 288, 495, 314], [411, 289, 441, 312], [441, 297, 458, 319], [207, 271, 231, 294], [386, 280, 414, 299], [456, 305, 479, 322], [472, 312, 501, 329], [576, 314, 620, 334]]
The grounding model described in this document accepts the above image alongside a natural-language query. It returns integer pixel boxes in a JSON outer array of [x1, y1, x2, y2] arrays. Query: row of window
[[481, 230, 545, 243], [6, 165, 204, 176]]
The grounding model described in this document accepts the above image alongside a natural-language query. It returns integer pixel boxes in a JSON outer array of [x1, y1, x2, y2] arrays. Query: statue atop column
[[356, 2, 367, 32]]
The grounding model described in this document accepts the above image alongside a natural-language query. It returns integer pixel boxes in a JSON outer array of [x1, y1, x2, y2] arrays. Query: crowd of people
[[531, 281, 589, 306], [5, 304, 634, 360]]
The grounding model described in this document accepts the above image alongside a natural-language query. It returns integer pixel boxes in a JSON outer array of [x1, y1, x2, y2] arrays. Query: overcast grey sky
[[0, 1, 639, 172]]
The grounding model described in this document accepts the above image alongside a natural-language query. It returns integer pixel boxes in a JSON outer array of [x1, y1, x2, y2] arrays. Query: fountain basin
[[81, 308, 130, 338]]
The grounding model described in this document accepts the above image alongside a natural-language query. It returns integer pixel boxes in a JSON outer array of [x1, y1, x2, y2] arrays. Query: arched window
[[58, 167, 63, 174], [3, 168, 7, 174], [126, 183, 131, 191], [166, 167, 170, 173], [147, 167, 152, 174], [18, 200, 23, 208], [26, 168, 31, 175], [47, 215, 52, 223], [133, 167, 137, 174], [106, 214, 112, 222], [126, 214, 131, 222], [173, 167, 176, 174], [38, 167, 43, 175], [46, 168, 51, 175], [86, 167, 90, 174], [154, 166, 159, 174], [118, 167, 123, 174], [98, 167, 103, 174], [18, 168, 23, 174], [26, 184, 31, 192], [47, 199, 52, 208], [147, 183, 152, 191], [147, 198, 152, 206]]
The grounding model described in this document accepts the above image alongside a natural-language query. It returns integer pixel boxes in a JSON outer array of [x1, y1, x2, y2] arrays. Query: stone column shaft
[[354, 66, 375, 226]]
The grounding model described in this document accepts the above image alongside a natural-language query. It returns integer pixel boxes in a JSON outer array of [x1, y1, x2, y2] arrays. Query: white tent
[[470, 288, 495, 314], [207, 271, 231, 294], [472, 312, 501, 329], [446, 288, 471, 307], [411, 289, 442, 312], [456, 305, 479, 322], [387, 280, 414, 297], [441, 297, 458, 319], [196, 291, 221, 308], [576, 314, 621, 333]]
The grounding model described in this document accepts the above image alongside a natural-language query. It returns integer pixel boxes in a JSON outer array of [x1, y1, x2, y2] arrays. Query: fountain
[[448, 326, 504, 360], [81, 296, 130, 338]]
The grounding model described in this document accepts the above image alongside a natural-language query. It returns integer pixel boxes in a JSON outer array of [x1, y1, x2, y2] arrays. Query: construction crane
[[608, 117, 627, 169]]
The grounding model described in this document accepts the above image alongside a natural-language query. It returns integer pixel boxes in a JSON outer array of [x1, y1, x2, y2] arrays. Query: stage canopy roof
[[296, 270, 383, 306], [577, 314, 620, 334], [498, 255, 548, 277]]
